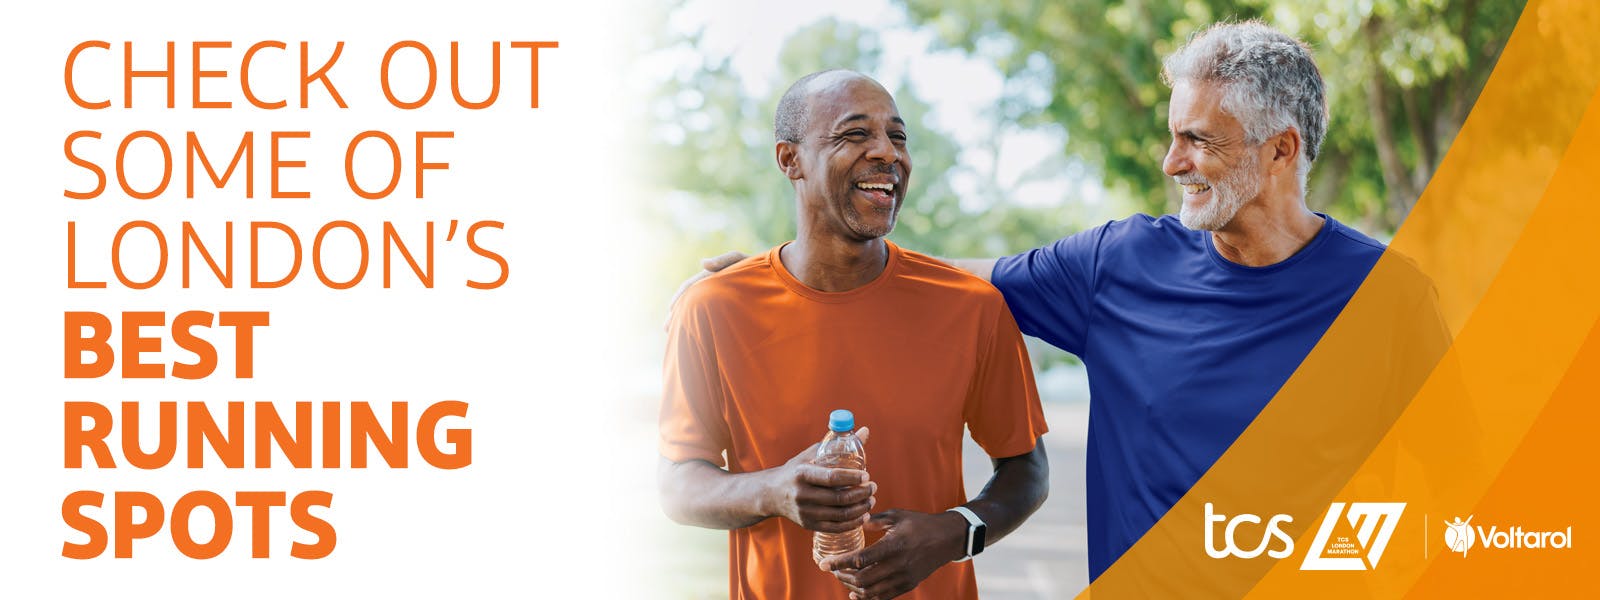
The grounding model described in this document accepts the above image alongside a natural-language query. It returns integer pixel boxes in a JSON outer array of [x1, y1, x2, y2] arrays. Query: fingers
[[834, 560, 914, 600], [832, 560, 900, 593], [824, 510, 923, 600], [848, 577, 914, 600], [673, 270, 714, 300], [665, 251, 747, 328], [863, 509, 901, 534], [795, 464, 870, 488], [794, 479, 876, 530], [701, 251, 748, 271], [807, 510, 874, 534], [794, 483, 876, 511], [665, 251, 752, 333], [664, 270, 716, 330], [819, 530, 894, 572], [818, 546, 867, 574], [794, 471, 873, 499], [856, 426, 871, 444], [788, 464, 875, 533], [799, 497, 876, 533]]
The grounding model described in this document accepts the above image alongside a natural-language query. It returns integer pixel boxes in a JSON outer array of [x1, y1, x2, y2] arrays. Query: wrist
[[945, 505, 989, 561], [937, 510, 972, 562], [753, 469, 783, 520]]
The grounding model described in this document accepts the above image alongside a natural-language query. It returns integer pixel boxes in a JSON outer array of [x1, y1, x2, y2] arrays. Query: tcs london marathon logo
[[1441, 514, 1573, 557], [1206, 502, 1406, 570]]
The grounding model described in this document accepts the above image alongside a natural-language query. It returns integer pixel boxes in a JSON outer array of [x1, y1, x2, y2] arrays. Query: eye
[[843, 129, 869, 140], [889, 131, 908, 144]]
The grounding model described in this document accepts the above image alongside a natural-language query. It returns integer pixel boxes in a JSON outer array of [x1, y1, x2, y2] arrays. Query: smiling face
[[1163, 79, 1268, 231], [782, 74, 911, 242]]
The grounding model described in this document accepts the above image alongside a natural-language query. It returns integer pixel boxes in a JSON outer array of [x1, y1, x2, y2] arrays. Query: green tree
[[895, 0, 1524, 233]]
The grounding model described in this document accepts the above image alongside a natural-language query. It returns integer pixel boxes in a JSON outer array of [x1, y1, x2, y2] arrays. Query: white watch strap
[[949, 506, 984, 527], [948, 506, 984, 562]]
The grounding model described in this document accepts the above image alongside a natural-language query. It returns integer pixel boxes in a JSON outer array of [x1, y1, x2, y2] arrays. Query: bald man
[[658, 70, 1050, 600]]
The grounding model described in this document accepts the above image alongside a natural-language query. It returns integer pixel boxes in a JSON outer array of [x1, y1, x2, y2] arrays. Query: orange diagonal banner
[[1083, 0, 1600, 597]]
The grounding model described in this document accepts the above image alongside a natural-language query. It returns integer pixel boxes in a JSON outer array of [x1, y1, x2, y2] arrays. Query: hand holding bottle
[[760, 425, 875, 536]]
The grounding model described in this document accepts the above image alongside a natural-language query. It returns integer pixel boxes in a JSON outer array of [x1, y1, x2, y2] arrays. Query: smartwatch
[[947, 506, 988, 562]]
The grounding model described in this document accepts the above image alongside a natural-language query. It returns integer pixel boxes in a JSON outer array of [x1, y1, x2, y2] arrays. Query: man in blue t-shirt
[[979, 214, 1388, 580], [688, 21, 1454, 584], [941, 22, 1450, 580]]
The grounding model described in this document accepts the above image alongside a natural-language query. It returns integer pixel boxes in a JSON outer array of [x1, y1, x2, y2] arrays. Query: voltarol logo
[[1444, 516, 1475, 556], [1299, 502, 1406, 571], [1441, 514, 1573, 556]]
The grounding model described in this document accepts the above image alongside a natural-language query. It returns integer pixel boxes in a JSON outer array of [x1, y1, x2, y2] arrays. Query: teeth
[[856, 182, 894, 192], [1182, 183, 1211, 194]]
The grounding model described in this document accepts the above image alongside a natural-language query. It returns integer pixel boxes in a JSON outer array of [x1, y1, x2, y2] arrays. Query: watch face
[[972, 524, 987, 555]]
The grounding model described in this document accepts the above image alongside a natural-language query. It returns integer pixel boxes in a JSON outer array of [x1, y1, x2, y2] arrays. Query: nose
[[865, 132, 897, 164], [1162, 141, 1189, 177]]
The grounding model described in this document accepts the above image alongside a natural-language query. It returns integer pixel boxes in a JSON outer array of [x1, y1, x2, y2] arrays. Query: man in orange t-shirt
[[659, 69, 1050, 600]]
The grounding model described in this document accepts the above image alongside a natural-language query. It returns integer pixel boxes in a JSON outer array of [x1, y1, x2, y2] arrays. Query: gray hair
[[774, 69, 852, 144], [1161, 20, 1327, 188]]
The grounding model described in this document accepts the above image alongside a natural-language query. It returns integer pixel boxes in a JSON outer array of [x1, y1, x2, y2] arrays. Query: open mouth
[[854, 181, 897, 208], [1181, 182, 1212, 195]]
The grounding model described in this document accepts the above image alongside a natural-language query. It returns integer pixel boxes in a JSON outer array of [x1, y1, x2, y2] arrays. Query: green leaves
[[638, 2, 1522, 371], [895, 0, 1522, 231]]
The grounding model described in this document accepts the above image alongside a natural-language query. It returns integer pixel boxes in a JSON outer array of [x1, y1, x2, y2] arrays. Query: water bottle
[[812, 409, 867, 564]]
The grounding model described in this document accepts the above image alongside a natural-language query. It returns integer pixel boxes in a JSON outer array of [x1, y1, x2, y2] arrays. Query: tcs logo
[[1203, 502, 1406, 570], [1204, 502, 1294, 559]]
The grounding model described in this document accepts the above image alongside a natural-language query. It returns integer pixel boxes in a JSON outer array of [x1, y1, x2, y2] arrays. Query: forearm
[[658, 457, 775, 530], [964, 439, 1049, 546], [944, 258, 998, 282]]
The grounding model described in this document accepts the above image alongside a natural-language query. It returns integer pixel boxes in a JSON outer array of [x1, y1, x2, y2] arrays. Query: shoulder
[[1122, 213, 1204, 244], [895, 245, 1008, 305], [1324, 216, 1389, 256], [1062, 213, 1202, 262], [1315, 216, 1393, 276], [1068, 213, 1199, 249], [671, 249, 781, 322], [994, 214, 1194, 289], [1318, 216, 1438, 298]]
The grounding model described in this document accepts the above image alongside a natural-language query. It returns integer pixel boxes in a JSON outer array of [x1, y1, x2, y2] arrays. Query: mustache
[[857, 163, 901, 178], [1174, 175, 1208, 185]]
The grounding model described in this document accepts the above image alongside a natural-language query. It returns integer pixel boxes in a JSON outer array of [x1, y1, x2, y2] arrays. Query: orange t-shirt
[[661, 241, 1049, 600]]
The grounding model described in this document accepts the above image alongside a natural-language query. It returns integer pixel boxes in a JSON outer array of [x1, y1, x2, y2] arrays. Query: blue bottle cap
[[829, 409, 854, 432]]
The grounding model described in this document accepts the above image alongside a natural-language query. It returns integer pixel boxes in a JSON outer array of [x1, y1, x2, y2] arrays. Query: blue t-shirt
[[991, 213, 1385, 581]]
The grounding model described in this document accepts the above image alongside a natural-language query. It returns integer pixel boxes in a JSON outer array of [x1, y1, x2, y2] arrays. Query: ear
[[775, 141, 803, 181], [1267, 127, 1302, 176]]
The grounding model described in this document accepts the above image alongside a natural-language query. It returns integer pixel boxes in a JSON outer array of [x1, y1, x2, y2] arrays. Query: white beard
[[1179, 151, 1260, 231]]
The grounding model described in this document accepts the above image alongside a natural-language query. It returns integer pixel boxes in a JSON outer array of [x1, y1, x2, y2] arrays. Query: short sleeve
[[659, 296, 733, 467], [990, 224, 1106, 356], [964, 300, 1050, 459]]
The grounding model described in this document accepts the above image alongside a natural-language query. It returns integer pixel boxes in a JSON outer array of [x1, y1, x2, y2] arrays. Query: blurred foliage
[[643, 17, 1076, 257], [642, 16, 1083, 368], [897, 0, 1525, 233], [641, 1, 1524, 370]]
